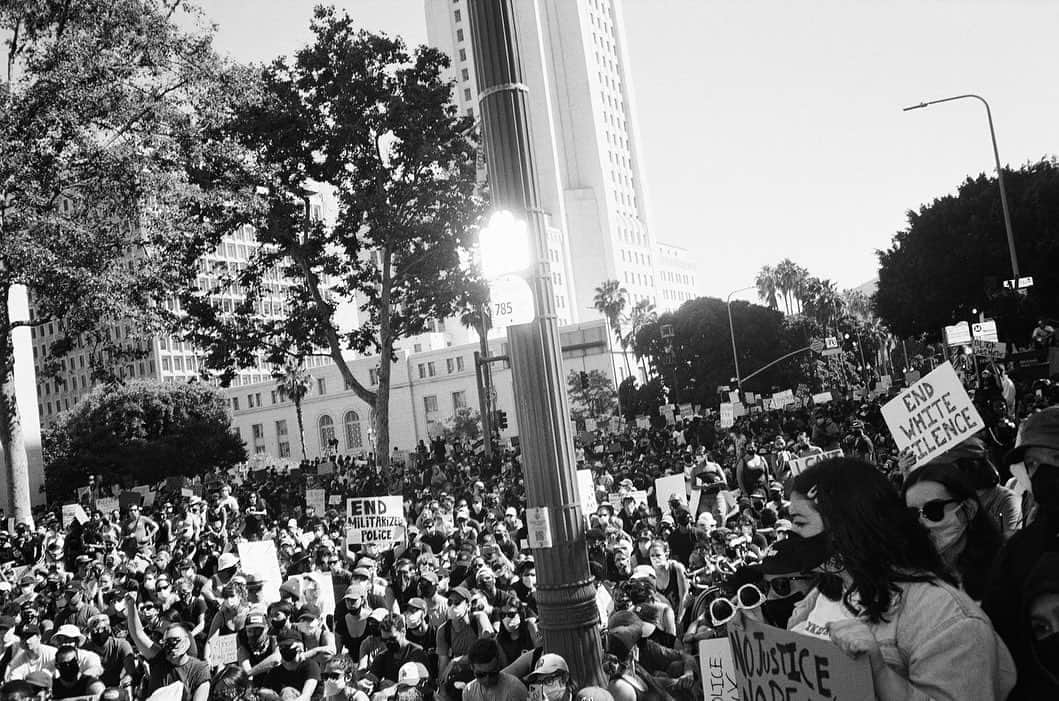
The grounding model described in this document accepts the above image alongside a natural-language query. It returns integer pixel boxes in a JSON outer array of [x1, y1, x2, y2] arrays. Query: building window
[[456, 28, 464, 41], [461, 68, 469, 81], [459, 48, 467, 61], [418, 363, 426, 379], [424, 395, 438, 415], [247, 394, 254, 408], [452, 391, 467, 412], [344, 410, 363, 450], [456, 356, 465, 372], [463, 88, 472, 102], [427, 361, 436, 377], [252, 423, 264, 440], [271, 391, 277, 404], [454, 9, 461, 21], [317, 378, 326, 395], [446, 358, 454, 374], [276, 419, 288, 437], [278, 441, 290, 458], [232, 397, 240, 411], [161, 357, 171, 371], [319, 414, 335, 451]]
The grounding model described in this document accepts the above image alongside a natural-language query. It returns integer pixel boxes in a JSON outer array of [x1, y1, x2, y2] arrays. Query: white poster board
[[881, 362, 984, 470], [788, 448, 844, 476], [608, 490, 648, 511], [576, 469, 599, 517], [655, 474, 687, 515], [346, 496, 406, 550], [719, 403, 734, 429], [699, 638, 739, 701], [772, 390, 794, 406], [207, 633, 238, 667], [305, 489, 327, 515], [811, 391, 832, 405], [237, 540, 283, 604]]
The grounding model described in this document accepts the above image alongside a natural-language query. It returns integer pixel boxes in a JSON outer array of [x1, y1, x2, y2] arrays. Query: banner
[[788, 448, 843, 476], [237, 540, 283, 603], [699, 638, 739, 701], [881, 362, 984, 470], [727, 612, 873, 700], [576, 469, 599, 517], [305, 489, 327, 515], [346, 496, 406, 549], [811, 391, 832, 405], [61, 504, 89, 528], [719, 403, 734, 429], [772, 389, 794, 406], [96, 497, 119, 515], [655, 474, 687, 515]]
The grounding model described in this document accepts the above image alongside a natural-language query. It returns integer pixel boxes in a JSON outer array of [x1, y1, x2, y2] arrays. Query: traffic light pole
[[468, 0, 605, 688]]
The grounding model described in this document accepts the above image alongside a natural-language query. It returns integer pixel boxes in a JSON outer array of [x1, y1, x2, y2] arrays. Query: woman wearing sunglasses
[[788, 458, 1016, 701], [903, 461, 1003, 601]]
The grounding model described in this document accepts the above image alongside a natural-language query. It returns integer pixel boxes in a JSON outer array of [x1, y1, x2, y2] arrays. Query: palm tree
[[624, 298, 657, 379], [275, 360, 313, 459], [593, 279, 632, 379], [755, 265, 779, 310], [774, 259, 802, 315]]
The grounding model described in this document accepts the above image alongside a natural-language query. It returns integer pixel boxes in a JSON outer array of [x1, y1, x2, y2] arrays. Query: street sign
[[487, 274, 535, 328], [971, 319, 998, 343], [822, 336, 842, 357], [1003, 276, 1034, 290], [943, 322, 972, 346]]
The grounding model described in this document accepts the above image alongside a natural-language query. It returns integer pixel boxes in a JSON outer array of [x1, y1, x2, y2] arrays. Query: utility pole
[[467, 0, 604, 687]]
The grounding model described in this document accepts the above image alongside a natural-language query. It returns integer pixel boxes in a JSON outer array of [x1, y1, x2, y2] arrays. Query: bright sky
[[195, 0, 1059, 303]]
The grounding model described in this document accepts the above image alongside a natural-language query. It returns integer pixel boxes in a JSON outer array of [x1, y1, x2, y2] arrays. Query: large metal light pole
[[467, 1, 604, 687], [903, 94, 1020, 278], [727, 286, 756, 390]]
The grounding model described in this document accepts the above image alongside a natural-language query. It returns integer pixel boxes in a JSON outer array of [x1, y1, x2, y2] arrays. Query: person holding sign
[[786, 458, 1016, 701]]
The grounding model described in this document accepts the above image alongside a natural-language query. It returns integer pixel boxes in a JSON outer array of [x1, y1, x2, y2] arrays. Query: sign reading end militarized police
[[881, 362, 984, 469], [346, 496, 406, 550]]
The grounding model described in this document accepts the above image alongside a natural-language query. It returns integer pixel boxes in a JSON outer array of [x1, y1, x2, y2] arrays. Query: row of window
[[248, 411, 365, 458], [662, 288, 694, 302], [232, 369, 381, 412], [424, 391, 466, 416], [660, 270, 695, 286], [418, 355, 466, 379], [623, 271, 654, 289], [621, 249, 651, 267]]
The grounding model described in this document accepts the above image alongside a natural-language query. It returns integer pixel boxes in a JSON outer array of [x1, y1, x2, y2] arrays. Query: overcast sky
[[195, 0, 1059, 304]]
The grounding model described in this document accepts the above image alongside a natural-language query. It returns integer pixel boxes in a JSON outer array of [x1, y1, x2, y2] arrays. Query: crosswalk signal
[[496, 410, 509, 430], [579, 371, 589, 390]]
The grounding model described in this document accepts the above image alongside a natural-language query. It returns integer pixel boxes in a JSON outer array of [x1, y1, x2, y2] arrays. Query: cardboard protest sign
[[96, 497, 119, 515], [728, 390, 740, 404], [328, 494, 343, 506], [318, 459, 334, 476], [237, 540, 283, 603], [811, 391, 832, 405], [678, 403, 693, 417], [61, 504, 89, 528], [881, 362, 984, 469], [346, 496, 406, 550], [719, 403, 735, 429], [732, 402, 746, 418], [905, 369, 921, 385], [655, 474, 687, 515], [788, 448, 844, 476], [727, 612, 873, 700], [584, 418, 597, 432], [699, 638, 739, 701], [608, 490, 648, 511], [305, 489, 327, 515], [972, 339, 1005, 360], [744, 392, 756, 405], [206, 633, 238, 667], [635, 416, 650, 430], [772, 389, 794, 406], [576, 469, 599, 517]]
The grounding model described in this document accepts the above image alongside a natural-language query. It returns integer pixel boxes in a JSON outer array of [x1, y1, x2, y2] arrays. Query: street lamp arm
[[902, 93, 990, 112], [726, 286, 757, 389], [740, 345, 813, 385]]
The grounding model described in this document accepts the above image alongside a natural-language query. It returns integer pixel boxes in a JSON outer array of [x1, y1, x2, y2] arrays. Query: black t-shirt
[[260, 658, 321, 694], [147, 656, 210, 701], [52, 674, 102, 699]]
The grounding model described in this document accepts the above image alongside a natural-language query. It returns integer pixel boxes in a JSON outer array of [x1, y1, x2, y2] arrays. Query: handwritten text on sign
[[346, 496, 406, 548], [788, 449, 844, 476], [727, 612, 873, 700], [881, 362, 984, 468]]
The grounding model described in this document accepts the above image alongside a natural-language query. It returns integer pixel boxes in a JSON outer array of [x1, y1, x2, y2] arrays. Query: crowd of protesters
[[1, 362, 1059, 701]]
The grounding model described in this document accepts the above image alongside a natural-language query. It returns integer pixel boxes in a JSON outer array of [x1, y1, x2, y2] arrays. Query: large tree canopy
[[875, 158, 1059, 341], [43, 381, 245, 500]]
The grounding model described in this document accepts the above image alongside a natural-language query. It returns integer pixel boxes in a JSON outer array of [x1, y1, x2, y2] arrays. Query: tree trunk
[[295, 399, 306, 459], [375, 246, 393, 479], [0, 287, 32, 525]]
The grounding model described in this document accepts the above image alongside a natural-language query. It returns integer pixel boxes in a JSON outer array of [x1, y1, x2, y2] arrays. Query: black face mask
[[57, 661, 79, 681], [90, 631, 110, 646], [384, 638, 401, 653], [279, 646, 300, 662], [788, 532, 832, 572], [1031, 465, 1059, 515], [270, 619, 287, 633], [761, 594, 804, 629], [419, 582, 436, 598], [1034, 632, 1059, 671]]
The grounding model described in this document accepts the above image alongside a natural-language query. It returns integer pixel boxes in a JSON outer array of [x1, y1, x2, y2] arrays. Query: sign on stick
[[788, 448, 844, 476], [346, 496, 406, 550]]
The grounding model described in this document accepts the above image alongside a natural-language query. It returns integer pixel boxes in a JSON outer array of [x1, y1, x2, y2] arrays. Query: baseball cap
[[297, 604, 321, 620], [630, 565, 656, 581], [217, 553, 240, 570], [505, 507, 518, 517], [17, 623, 40, 638], [527, 653, 570, 681], [1008, 407, 1059, 464], [277, 629, 302, 646], [368, 608, 389, 622], [397, 661, 428, 688], [344, 583, 368, 600], [245, 612, 267, 628], [406, 597, 427, 612], [447, 585, 473, 603]]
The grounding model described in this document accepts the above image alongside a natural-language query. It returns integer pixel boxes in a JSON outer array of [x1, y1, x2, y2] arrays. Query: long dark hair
[[790, 458, 954, 623], [904, 462, 1003, 600]]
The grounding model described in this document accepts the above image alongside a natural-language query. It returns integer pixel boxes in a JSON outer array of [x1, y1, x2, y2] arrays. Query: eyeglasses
[[708, 584, 765, 626], [910, 498, 960, 523], [760, 575, 815, 598]]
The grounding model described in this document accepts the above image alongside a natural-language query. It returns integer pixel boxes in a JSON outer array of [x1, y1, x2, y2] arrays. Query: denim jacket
[[789, 579, 1016, 700]]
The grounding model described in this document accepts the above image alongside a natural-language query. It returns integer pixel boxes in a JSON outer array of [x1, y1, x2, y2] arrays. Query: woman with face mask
[[526, 653, 574, 701], [787, 458, 1015, 701], [494, 598, 536, 668], [295, 604, 336, 666], [904, 462, 1003, 601]]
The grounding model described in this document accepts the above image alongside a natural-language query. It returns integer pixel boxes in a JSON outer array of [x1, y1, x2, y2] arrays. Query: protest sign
[[328, 494, 343, 506], [678, 403, 693, 417], [728, 612, 873, 700], [346, 496, 406, 549], [207, 634, 238, 667], [237, 540, 283, 603], [744, 392, 756, 405], [576, 469, 599, 517], [878, 374, 892, 392], [699, 638, 739, 701], [96, 497, 119, 515], [796, 383, 809, 398], [180, 488, 193, 498], [584, 418, 597, 432], [733, 402, 746, 418], [318, 459, 334, 476], [881, 362, 984, 469], [972, 339, 1005, 360], [304, 571, 336, 616], [728, 390, 740, 404], [635, 416, 650, 430], [305, 489, 327, 515], [788, 448, 844, 476], [608, 490, 648, 511], [526, 507, 553, 548], [811, 391, 832, 405], [61, 504, 89, 528], [772, 389, 794, 406], [655, 474, 687, 515], [719, 403, 734, 428]]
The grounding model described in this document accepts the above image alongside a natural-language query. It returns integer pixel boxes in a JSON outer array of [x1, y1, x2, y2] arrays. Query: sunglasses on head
[[709, 584, 765, 627], [911, 498, 960, 523]]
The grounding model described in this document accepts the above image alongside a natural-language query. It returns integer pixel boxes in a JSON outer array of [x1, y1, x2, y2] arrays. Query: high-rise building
[[656, 242, 699, 312], [426, 0, 678, 354]]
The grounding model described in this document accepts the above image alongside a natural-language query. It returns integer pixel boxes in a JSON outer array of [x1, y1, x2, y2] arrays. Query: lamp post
[[903, 94, 1019, 279], [727, 286, 756, 390]]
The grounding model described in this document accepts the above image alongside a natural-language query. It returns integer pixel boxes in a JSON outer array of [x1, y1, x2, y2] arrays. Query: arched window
[[344, 410, 362, 450], [318, 414, 335, 452]]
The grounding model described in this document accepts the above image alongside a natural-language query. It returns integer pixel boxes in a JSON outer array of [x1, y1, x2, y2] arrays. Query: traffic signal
[[579, 371, 589, 390], [496, 410, 509, 430]]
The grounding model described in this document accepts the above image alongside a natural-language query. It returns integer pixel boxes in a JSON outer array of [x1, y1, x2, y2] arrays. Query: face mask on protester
[[1034, 632, 1059, 669], [279, 645, 300, 662], [90, 629, 110, 646], [923, 502, 969, 553], [1031, 464, 1059, 516], [406, 610, 424, 629], [56, 659, 79, 681]]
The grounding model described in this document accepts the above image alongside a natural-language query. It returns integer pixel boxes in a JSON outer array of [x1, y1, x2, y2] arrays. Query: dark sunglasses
[[910, 498, 960, 523], [761, 575, 815, 598], [324, 672, 344, 680]]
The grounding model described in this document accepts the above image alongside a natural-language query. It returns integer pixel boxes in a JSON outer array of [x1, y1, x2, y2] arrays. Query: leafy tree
[[755, 266, 779, 310], [876, 158, 1059, 341], [440, 407, 481, 445], [593, 279, 632, 378], [624, 298, 657, 378], [0, 0, 232, 521], [617, 376, 666, 423], [274, 361, 312, 458], [179, 7, 483, 474], [567, 369, 617, 425], [43, 380, 245, 500]]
